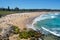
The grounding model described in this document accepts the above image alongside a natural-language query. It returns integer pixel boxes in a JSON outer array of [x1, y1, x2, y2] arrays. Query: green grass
[[0, 11, 15, 15], [0, 11, 22, 16]]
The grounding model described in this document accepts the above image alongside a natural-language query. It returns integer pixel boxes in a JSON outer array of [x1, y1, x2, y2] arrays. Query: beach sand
[[0, 12, 48, 30], [0, 12, 56, 40]]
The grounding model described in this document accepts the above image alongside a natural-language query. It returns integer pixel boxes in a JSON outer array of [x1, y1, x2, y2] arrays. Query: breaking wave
[[32, 12, 60, 37]]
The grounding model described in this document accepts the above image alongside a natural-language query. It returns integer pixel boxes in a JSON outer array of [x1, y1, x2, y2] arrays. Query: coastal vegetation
[[11, 25, 44, 40], [0, 6, 60, 17], [11, 25, 60, 40], [12, 25, 20, 34], [0, 7, 60, 40]]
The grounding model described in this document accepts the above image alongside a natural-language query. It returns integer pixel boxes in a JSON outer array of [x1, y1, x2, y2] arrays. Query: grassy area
[[0, 11, 28, 17], [0, 11, 16, 15]]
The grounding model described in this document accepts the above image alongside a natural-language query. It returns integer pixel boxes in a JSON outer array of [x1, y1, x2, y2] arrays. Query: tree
[[8, 6, 10, 11], [14, 7, 20, 11]]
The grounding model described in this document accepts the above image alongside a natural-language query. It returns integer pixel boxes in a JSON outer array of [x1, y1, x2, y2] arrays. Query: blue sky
[[0, 0, 60, 9]]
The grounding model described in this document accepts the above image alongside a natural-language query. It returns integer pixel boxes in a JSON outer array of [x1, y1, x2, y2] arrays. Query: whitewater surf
[[31, 12, 60, 37]]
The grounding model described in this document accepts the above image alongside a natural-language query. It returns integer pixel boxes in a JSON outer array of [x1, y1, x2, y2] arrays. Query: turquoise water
[[34, 13, 60, 36]]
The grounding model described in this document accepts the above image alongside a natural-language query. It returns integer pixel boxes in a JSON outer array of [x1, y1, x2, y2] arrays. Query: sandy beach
[[0, 12, 59, 40], [0, 12, 48, 30]]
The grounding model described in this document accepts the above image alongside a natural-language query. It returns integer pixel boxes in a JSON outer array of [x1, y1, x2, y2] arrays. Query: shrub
[[12, 26, 20, 34]]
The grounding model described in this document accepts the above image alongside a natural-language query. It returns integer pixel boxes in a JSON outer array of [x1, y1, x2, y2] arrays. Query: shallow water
[[33, 13, 60, 37]]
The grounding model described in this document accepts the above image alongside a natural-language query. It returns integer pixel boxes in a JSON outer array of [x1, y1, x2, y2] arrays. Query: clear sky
[[0, 0, 60, 9]]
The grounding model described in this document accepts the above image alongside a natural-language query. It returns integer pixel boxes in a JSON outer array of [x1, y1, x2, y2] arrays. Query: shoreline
[[0, 12, 44, 30], [0, 12, 56, 30]]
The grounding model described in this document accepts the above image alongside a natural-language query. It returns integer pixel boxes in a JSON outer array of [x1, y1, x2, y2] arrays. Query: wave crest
[[32, 13, 60, 36]]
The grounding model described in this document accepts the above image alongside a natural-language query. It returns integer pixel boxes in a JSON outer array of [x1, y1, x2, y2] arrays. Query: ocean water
[[32, 13, 60, 37]]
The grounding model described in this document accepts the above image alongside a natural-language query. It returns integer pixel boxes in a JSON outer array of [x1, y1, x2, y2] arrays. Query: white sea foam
[[31, 13, 60, 36], [32, 13, 56, 27], [42, 27, 60, 37], [55, 13, 59, 15]]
